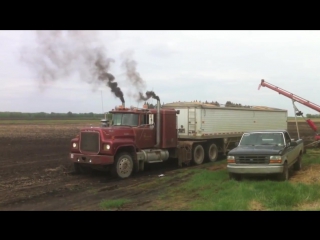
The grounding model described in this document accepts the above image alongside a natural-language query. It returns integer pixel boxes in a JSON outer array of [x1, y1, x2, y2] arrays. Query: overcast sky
[[0, 30, 319, 116]]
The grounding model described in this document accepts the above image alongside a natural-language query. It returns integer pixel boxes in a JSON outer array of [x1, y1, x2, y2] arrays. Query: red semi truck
[[69, 98, 288, 179]]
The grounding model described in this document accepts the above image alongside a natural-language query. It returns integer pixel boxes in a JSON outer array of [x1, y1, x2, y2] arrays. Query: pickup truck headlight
[[227, 155, 235, 163], [270, 155, 282, 163], [104, 144, 111, 150]]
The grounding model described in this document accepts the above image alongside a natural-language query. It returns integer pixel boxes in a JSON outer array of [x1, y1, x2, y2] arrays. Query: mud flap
[[177, 142, 193, 166]]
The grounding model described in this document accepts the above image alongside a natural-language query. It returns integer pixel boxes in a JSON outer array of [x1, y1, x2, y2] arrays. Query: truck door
[[133, 113, 156, 149]]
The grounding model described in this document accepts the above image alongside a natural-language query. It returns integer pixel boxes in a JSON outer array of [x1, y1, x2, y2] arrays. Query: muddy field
[[0, 120, 319, 211]]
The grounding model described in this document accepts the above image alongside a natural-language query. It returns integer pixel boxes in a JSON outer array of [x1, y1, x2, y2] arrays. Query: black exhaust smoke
[[121, 50, 147, 102], [95, 54, 124, 104], [20, 30, 125, 104], [139, 91, 160, 102]]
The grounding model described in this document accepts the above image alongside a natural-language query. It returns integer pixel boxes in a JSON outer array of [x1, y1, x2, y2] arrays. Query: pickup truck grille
[[80, 132, 100, 154], [237, 156, 269, 164]]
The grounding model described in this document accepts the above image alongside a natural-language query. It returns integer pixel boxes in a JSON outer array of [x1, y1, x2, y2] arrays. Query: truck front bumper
[[227, 164, 283, 174], [70, 153, 114, 165]]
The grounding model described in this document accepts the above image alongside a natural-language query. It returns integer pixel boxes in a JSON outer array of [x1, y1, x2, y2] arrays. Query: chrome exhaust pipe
[[155, 100, 160, 148]]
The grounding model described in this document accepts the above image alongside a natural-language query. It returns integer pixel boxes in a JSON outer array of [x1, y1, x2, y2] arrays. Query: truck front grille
[[237, 156, 269, 164], [80, 132, 100, 154]]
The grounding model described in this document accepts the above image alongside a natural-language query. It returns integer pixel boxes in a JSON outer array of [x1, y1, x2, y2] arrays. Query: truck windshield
[[240, 133, 284, 146], [112, 114, 139, 126]]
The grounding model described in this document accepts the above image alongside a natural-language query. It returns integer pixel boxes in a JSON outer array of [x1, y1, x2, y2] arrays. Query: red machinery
[[258, 79, 320, 143]]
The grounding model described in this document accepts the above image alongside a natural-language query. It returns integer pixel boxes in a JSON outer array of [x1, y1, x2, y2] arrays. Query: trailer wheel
[[278, 162, 289, 181], [192, 144, 205, 165], [293, 154, 302, 171], [112, 152, 134, 179], [206, 143, 218, 162]]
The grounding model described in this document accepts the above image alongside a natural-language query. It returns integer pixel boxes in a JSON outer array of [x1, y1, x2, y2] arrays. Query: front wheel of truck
[[112, 152, 134, 179], [278, 162, 289, 181]]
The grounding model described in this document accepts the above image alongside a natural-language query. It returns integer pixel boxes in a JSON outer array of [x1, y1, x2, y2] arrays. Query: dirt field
[[0, 120, 318, 211]]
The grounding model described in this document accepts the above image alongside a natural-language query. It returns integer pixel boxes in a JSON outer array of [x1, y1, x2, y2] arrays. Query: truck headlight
[[270, 156, 282, 163], [227, 155, 235, 163], [72, 143, 77, 148], [104, 144, 111, 150]]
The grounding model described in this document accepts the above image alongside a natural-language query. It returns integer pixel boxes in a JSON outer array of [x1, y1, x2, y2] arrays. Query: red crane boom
[[258, 79, 320, 113], [258, 79, 320, 142]]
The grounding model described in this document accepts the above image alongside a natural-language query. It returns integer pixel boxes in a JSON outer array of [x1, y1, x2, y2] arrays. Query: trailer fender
[[177, 140, 206, 166]]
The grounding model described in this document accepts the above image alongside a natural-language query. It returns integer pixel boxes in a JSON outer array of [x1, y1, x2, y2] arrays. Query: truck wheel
[[192, 144, 205, 165], [278, 162, 289, 181], [229, 173, 242, 181], [112, 152, 134, 179], [293, 154, 302, 171], [206, 143, 218, 162]]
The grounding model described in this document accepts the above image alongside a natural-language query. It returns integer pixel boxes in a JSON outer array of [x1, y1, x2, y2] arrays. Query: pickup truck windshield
[[112, 113, 139, 126], [240, 132, 284, 146]]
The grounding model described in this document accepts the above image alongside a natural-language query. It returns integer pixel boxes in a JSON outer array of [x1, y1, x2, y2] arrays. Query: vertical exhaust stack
[[122, 101, 125, 108], [155, 99, 161, 148]]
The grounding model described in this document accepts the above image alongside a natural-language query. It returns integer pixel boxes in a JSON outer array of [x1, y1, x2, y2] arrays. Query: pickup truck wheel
[[278, 162, 289, 181], [206, 143, 218, 162], [112, 152, 134, 179], [192, 144, 205, 165], [229, 173, 242, 181], [293, 154, 302, 171]]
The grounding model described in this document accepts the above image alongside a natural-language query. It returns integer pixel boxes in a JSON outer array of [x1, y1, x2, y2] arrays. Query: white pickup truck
[[227, 130, 304, 181]]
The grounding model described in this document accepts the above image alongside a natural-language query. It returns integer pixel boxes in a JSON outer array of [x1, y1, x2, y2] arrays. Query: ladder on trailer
[[188, 107, 196, 135]]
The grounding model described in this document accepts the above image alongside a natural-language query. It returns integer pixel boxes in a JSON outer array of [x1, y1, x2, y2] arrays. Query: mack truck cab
[[69, 100, 180, 179]]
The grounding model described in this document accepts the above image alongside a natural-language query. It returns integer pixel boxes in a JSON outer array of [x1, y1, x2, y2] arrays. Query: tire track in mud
[[0, 156, 67, 168], [0, 159, 219, 210]]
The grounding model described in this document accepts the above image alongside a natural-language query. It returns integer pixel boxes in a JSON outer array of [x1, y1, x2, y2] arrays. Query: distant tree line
[[306, 114, 320, 118], [0, 111, 112, 120], [2, 99, 285, 120]]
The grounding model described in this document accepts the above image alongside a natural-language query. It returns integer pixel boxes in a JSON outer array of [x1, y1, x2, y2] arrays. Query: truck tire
[[112, 152, 134, 179], [206, 143, 218, 162], [278, 162, 289, 181], [192, 144, 205, 165], [229, 173, 242, 181], [293, 154, 302, 171]]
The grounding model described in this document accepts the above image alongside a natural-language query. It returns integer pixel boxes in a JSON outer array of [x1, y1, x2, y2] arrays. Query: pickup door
[[285, 141, 299, 166], [283, 131, 300, 167]]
